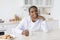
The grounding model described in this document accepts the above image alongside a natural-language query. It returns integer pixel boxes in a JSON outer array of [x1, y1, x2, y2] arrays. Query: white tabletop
[[13, 29, 60, 40]]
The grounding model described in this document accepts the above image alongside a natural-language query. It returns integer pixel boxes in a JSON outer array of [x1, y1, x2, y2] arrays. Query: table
[[0, 21, 59, 40], [13, 29, 60, 40]]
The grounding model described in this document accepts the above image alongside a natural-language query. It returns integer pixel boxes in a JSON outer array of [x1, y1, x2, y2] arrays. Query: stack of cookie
[[0, 35, 14, 40]]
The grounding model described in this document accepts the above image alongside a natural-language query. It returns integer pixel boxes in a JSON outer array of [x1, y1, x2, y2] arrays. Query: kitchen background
[[0, 0, 60, 28]]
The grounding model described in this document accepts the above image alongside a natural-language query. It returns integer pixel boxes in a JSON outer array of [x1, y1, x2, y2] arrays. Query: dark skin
[[22, 7, 45, 36], [22, 30, 29, 36]]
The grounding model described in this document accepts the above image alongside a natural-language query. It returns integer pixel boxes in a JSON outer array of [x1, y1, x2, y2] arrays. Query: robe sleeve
[[11, 18, 26, 36], [41, 21, 48, 33]]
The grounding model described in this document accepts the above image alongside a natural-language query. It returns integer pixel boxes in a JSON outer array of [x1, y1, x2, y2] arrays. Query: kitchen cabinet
[[0, 22, 19, 34], [46, 20, 59, 31], [23, 0, 54, 17], [24, 0, 54, 7]]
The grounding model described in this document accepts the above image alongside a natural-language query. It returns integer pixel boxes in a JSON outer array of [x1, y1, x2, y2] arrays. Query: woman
[[12, 6, 48, 36]]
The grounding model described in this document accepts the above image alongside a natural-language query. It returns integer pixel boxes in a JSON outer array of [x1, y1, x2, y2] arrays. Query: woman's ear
[[38, 16, 45, 21]]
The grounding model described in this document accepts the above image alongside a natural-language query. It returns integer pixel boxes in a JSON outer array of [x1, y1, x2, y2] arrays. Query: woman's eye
[[31, 11, 33, 13]]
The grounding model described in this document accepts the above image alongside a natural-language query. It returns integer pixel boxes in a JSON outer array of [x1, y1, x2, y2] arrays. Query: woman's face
[[29, 8, 38, 19]]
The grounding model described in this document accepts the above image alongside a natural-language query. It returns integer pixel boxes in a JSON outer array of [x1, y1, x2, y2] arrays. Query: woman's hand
[[38, 16, 45, 21], [22, 30, 29, 36]]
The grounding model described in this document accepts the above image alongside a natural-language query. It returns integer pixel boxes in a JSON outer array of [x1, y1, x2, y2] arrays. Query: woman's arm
[[41, 21, 48, 33]]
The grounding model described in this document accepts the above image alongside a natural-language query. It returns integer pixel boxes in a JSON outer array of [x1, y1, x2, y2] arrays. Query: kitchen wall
[[51, 0, 60, 27], [0, 0, 24, 22], [0, 0, 60, 27]]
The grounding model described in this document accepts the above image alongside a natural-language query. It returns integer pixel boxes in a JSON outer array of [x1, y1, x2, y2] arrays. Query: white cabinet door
[[24, 0, 54, 7], [47, 20, 58, 31], [0, 22, 19, 34], [44, 0, 54, 7]]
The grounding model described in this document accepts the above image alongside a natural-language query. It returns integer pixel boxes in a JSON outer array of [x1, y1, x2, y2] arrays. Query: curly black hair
[[29, 6, 38, 12]]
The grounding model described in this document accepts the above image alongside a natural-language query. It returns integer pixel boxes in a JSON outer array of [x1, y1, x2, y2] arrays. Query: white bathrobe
[[11, 16, 48, 36]]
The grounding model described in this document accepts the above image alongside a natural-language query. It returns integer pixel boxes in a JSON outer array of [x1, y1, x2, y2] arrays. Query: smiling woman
[[10, 6, 48, 37]]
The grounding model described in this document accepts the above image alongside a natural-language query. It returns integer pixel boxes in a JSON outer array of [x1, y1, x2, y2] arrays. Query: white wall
[[0, 0, 24, 22], [0, 0, 60, 27], [51, 0, 60, 27]]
